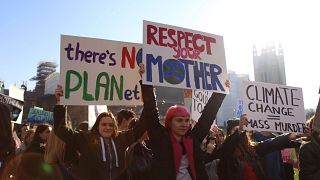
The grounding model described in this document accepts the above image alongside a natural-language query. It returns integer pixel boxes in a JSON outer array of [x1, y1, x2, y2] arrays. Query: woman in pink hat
[[139, 64, 228, 180]]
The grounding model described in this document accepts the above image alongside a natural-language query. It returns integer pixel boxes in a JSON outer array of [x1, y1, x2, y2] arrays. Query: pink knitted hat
[[165, 105, 190, 129]]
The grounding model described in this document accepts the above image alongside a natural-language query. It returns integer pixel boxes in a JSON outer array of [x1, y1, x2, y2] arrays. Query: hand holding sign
[[225, 79, 231, 89], [55, 85, 63, 105], [239, 114, 249, 132], [139, 64, 145, 78], [287, 127, 311, 140]]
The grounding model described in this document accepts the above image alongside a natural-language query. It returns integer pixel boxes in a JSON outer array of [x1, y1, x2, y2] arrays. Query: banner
[[27, 107, 53, 124], [88, 105, 108, 129], [242, 81, 306, 133], [235, 99, 244, 118], [60, 35, 142, 105], [142, 21, 228, 94], [191, 90, 213, 123], [9, 85, 25, 124], [0, 93, 24, 122]]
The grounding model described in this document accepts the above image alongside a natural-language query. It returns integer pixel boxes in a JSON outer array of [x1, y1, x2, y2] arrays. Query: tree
[[30, 61, 57, 95]]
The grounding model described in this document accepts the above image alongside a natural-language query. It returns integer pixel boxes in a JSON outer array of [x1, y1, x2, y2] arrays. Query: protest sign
[[191, 89, 213, 122], [88, 105, 108, 129], [0, 93, 24, 122], [142, 21, 228, 94], [27, 107, 54, 124], [312, 97, 320, 133], [242, 81, 306, 133], [60, 35, 142, 105], [235, 99, 244, 118], [9, 85, 25, 124]]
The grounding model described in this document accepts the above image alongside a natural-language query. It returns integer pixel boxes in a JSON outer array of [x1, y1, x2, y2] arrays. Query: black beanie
[[226, 119, 240, 135]]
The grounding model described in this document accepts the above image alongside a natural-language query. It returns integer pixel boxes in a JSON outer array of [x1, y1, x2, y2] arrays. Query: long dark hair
[[26, 124, 50, 152], [91, 112, 118, 138], [0, 103, 15, 169]]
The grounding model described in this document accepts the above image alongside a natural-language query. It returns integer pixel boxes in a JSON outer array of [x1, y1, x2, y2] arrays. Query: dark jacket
[[141, 83, 226, 180], [299, 132, 320, 180], [218, 131, 298, 180], [54, 105, 146, 180]]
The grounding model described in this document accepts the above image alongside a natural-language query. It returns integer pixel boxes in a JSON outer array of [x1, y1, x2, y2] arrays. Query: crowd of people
[[0, 64, 319, 180]]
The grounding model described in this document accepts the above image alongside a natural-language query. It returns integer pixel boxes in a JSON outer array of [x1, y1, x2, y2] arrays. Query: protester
[[0, 103, 16, 178], [20, 123, 30, 141], [116, 109, 136, 131], [217, 115, 309, 180], [139, 64, 227, 180], [253, 131, 284, 179], [44, 129, 79, 179], [75, 121, 89, 132], [17, 124, 51, 179], [54, 81, 147, 179], [204, 128, 226, 180], [16, 129, 35, 155], [124, 118, 151, 180], [299, 115, 320, 179]]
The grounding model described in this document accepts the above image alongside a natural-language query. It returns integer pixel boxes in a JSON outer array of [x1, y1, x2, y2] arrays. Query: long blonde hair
[[44, 130, 66, 164]]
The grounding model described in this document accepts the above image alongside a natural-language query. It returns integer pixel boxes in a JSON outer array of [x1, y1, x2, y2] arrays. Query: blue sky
[[1, 0, 319, 108]]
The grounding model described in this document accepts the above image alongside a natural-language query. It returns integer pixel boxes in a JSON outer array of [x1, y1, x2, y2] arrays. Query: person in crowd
[[214, 127, 225, 146], [16, 129, 35, 155], [20, 123, 30, 141], [25, 124, 51, 154], [76, 121, 89, 132], [299, 115, 320, 179], [0, 103, 16, 178], [204, 128, 226, 180], [17, 124, 52, 179], [124, 118, 151, 180], [44, 129, 79, 180], [217, 115, 310, 180], [139, 63, 227, 180], [116, 109, 136, 131], [252, 131, 286, 180], [53, 78, 147, 180]]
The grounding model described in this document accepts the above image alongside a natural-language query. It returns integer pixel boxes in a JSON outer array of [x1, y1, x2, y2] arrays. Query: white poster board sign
[[143, 21, 228, 94], [191, 90, 213, 123], [242, 81, 306, 133], [88, 105, 108, 129], [9, 85, 25, 124], [60, 35, 142, 105]]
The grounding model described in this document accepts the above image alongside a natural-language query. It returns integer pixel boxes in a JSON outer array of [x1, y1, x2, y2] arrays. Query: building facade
[[253, 44, 286, 85], [216, 71, 250, 127]]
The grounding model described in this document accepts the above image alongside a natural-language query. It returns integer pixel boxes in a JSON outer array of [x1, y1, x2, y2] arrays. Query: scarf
[[170, 133, 196, 180]]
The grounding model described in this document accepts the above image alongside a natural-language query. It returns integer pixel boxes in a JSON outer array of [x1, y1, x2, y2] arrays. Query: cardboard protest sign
[[242, 81, 306, 133], [88, 105, 108, 129], [235, 99, 244, 118], [60, 35, 142, 105], [191, 90, 213, 123], [9, 85, 25, 124], [143, 21, 228, 94], [27, 107, 54, 124], [0, 93, 24, 122], [312, 97, 320, 133]]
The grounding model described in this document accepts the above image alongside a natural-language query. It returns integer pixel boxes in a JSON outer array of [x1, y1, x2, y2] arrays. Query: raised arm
[[54, 85, 84, 152], [139, 64, 164, 141], [255, 130, 308, 156], [191, 82, 228, 142]]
